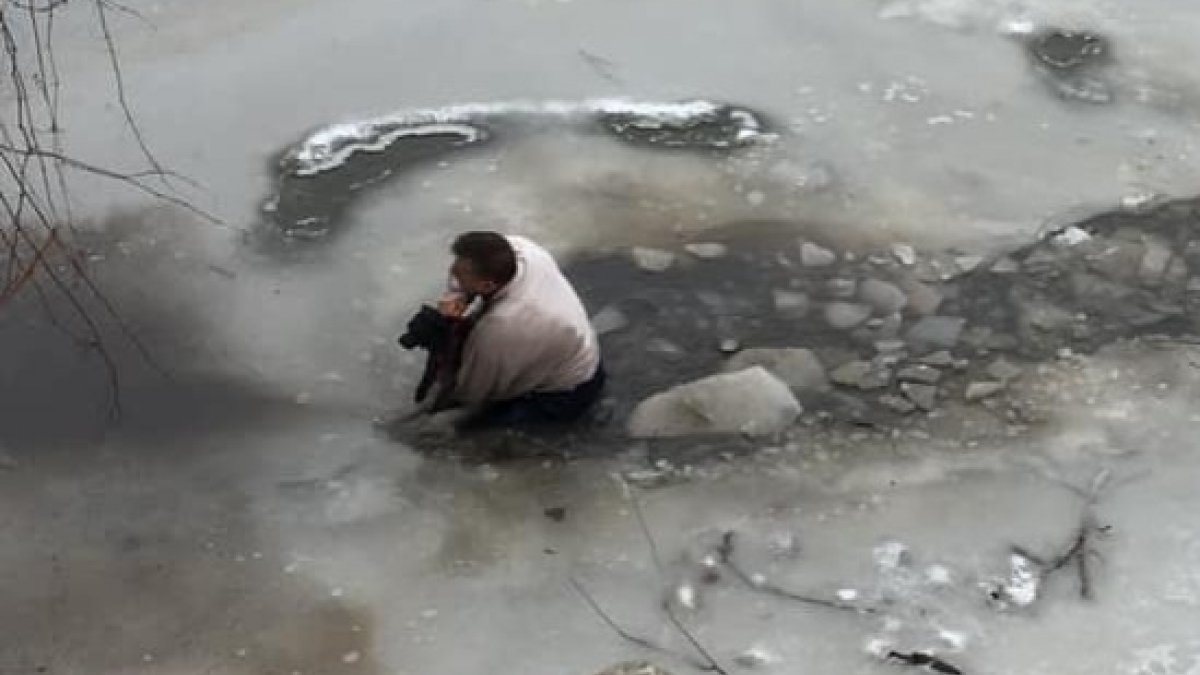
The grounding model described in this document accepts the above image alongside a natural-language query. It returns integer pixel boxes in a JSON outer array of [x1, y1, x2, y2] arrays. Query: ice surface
[[5, 0, 1200, 674]]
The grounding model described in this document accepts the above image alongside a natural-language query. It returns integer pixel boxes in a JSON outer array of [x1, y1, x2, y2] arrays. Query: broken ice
[[989, 552, 1041, 608]]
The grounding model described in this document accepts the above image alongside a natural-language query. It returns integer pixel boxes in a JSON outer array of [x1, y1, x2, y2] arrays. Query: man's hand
[[437, 292, 468, 318]]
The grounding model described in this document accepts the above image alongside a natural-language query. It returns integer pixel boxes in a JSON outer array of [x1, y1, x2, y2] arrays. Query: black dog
[[397, 305, 472, 411]]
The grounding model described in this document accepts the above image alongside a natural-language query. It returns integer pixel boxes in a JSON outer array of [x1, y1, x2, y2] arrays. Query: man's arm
[[453, 322, 510, 405]]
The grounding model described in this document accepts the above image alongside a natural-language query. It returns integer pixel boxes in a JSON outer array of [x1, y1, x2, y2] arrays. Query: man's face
[[450, 257, 499, 298]]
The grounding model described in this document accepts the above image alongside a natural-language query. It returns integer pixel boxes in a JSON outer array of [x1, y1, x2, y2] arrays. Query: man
[[436, 231, 604, 428]]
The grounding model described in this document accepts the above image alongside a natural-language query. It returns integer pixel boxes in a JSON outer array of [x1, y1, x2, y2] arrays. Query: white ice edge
[[292, 122, 485, 178], [287, 99, 764, 176]]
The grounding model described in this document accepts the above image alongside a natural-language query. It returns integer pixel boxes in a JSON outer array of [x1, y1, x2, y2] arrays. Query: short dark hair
[[452, 231, 517, 285]]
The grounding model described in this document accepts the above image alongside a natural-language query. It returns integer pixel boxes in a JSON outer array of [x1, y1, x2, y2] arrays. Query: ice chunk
[[937, 628, 968, 651], [685, 242, 728, 259], [592, 306, 630, 335], [988, 552, 1040, 608], [734, 646, 780, 668], [864, 638, 895, 658], [925, 564, 953, 585], [724, 348, 829, 393], [631, 247, 676, 272], [1052, 226, 1092, 248], [873, 541, 912, 570], [627, 367, 802, 438], [673, 582, 699, 610], [892, 243, 917, 266], [801, 242, 838, 267]]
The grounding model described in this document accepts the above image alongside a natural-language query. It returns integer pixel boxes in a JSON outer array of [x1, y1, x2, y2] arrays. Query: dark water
[[395, 199, 1200, 460], [261, 103, 768, 246], [567, 202, 1200, 431], [954, 196, 1200, 354], [10, 194, 1198, 455], [1024, 28, 1115, 104], [267, 130, 487, 241]]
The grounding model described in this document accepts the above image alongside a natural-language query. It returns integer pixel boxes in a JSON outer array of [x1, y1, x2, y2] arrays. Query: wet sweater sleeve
[[453, 318, 512, 405]]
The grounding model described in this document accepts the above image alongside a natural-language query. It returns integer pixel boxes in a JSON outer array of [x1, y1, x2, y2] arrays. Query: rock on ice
[[627, 367, 802, 437], [724, 348, 829, 393], [631, 247, 676, 272]]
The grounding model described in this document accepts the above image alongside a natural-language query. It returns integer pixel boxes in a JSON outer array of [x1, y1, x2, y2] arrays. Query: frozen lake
[[3, 0, 1200, 673]]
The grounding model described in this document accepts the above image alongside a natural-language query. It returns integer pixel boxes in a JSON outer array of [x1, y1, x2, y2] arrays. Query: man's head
[[450, 231, 517, 298]]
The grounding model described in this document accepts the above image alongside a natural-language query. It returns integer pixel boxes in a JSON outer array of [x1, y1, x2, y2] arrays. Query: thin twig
[[568, 576, 713, 671], [19, 6, 61, 219], [1009, 470, 1114, 603], [578, 48, 620, 83], [0, 142, 223, 225], [621, 478, 666, 574], [1078, 542, 1094, 600], [620, 482, 731, 675], [0, 226, 56, 304], [99, 0, 156, 28], [42, 0, 77, 230], [5, 220, 124, 418], [0, 229, 16, 291], [28, 273, 89, 344], [92, 0, 168, 185], [11, 0, 71, 14], [715, 531, 876, 615], [0, 15, 55, 221], [1, 0, 215, 422], [886, 651, 966, 675], [0, 151, 129, 418], [1042, 512, 1107, 601], [658, 598, 729, 675]]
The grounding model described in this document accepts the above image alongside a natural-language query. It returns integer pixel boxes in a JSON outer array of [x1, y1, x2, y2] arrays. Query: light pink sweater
[[454, 236, 600, 404]]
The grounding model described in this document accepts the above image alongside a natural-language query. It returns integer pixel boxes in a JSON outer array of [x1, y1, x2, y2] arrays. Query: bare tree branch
[[5, 217, 124, 418], [41, 2, 76, 229], [0, 143, 222, 225], [99, 0, 155, 27], [2, 1, 220, 421], [91, 0, 168, 185], [23, 0, 77, 237], [20, 8, 61, 213], [0, 225, 55, 303]]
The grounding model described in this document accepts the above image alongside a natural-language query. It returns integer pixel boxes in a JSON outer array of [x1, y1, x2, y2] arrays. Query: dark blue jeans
[[463, 364, 606, 430]]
